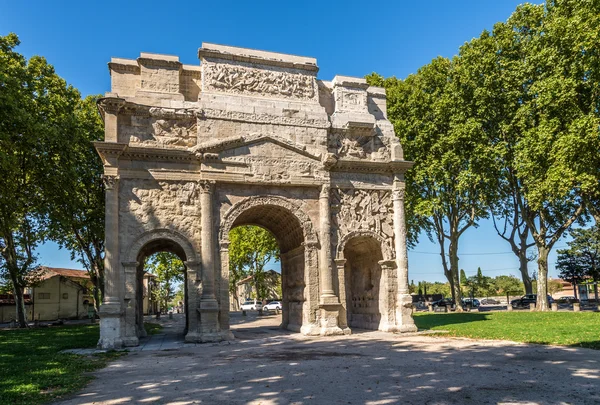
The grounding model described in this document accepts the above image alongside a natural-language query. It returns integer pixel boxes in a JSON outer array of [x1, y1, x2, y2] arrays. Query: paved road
[[57, 312, 600, 405]]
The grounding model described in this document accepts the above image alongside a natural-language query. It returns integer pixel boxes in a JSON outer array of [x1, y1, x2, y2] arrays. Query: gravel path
[[56, 313, 600, 405]]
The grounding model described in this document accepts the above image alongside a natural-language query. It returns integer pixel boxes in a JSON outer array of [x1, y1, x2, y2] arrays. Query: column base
[[395, 293, 418, 333], [318, 305, 345, 336], [98, 303, 124, 349]]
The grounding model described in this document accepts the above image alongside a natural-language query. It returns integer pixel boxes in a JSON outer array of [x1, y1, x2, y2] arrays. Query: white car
[[264, 301, 282, 311], [240, 300, 262, 311]]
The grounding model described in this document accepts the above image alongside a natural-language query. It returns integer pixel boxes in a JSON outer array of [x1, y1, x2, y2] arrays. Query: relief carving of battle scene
[[203, 61, 316, 100], [331, 188, 395, 255]]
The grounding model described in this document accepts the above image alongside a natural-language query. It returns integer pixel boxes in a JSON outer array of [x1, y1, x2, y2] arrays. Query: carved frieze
[[129, 108, 197, 148], [204, 62, 316, 101], [329, 133, 390, 161], [331, 188, 395, 253]]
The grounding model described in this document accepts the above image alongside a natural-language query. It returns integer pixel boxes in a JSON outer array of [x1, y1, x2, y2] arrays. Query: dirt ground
[[56, 312, 600, 405]]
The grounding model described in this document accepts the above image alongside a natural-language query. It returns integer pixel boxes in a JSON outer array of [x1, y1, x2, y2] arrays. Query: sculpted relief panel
[[331, 188, 395, 253], [204, 62, 316, 101], [119, 180, 201, 251], [129, 108, 197, 148], [329, 133, 390, 161]]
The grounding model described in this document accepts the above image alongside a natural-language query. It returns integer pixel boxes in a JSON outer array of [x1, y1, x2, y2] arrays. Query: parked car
[[462, 298, 480, 308], [557, 296, 577, 304], [240, 300, 262, 311], [511, 294, 554, 309], [264, 301, 282, 311], [480, 298, 500, 305], [431, 298, 456, 309]]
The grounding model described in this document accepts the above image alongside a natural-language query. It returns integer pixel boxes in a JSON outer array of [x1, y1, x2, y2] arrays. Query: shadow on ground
[[55, 312, 600, 405]]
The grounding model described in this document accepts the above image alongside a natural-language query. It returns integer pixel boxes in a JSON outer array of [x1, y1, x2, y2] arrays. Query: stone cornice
[[331, 159, 414, 174], [198, 43, 319, 72]]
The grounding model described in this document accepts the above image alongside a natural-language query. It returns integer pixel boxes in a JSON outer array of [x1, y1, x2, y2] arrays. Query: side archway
[[121, 228, 199, 344], [337, 230, 393, 262]]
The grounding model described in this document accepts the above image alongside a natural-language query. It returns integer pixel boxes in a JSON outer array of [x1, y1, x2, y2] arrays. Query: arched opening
[[227, 204, 307, 332], [133, 238, 190, 340], [343, 236, 384, 330]]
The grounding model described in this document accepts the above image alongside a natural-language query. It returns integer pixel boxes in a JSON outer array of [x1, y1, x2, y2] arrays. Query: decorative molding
[[337, 230, 394, 261], [199, 107, 330, 129]]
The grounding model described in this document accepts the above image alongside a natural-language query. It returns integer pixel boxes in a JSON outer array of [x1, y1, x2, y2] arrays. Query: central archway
[[219, 196, 320, 334]]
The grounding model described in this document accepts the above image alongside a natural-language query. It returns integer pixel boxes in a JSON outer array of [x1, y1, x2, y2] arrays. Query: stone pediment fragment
[[189, 134, 321, 161]]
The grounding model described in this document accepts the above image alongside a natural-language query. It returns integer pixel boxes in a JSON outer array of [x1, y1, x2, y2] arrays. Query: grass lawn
[[414, 311, 600, 349], [0, 324, 120, 405]]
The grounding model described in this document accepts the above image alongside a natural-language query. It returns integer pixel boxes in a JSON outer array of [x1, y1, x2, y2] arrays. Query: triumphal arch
[[95, 43, 416, 348]]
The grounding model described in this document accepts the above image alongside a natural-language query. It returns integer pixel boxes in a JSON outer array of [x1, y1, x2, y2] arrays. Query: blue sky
[[2, 0, 563, 283]]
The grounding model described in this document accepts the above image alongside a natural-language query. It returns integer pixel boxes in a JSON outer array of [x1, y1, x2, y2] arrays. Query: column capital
[[198, 180, 216, 194], [378, 259, 398, 270], [320, 183, 331, 199], [102, 174, 120, 190], [334, 258, 347, 268], [392, 183, 405, 201]]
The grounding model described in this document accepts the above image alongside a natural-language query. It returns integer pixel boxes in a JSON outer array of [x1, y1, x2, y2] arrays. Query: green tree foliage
[[548, 279, 564, 297], [145, 252, 184, 312], [0, 33, 83, 327], [228, 226, 280, 307], [370, 1, 600, 311], [47, 95, 105, 312], [493, 275, 524, 295], [367, 55, 501, 311], [557, 225, 600, 301]]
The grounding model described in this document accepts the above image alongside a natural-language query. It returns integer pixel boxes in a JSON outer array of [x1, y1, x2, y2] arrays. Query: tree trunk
[[12, 285, 28, 328], [573, 283, 578, 300], [536, 245, 550, 311], [519, 253, 533, 295], [449, 237, 463, 312]]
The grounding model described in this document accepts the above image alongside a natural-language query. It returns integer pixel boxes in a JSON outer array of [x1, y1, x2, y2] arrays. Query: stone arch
[[121, 228, 199, 344], [124, 228, 198, 265], [218, 195, 320, 333], [337, 230, 393, 261], [219, 195, 319, 248]]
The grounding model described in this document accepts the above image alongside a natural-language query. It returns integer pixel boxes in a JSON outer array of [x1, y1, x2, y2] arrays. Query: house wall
[[0, 305, 33, 323], [31, 277, 91, 321]]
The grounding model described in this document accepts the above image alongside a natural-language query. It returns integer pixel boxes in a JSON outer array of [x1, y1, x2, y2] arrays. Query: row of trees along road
[[0, 33, 106, 327], [367, 0, 600, 311], [556, 225, 600, 301]]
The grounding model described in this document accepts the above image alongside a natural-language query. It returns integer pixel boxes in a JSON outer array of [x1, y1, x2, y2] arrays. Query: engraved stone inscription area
[[204, 62, 316, 100], [95, 43, 416, 349]]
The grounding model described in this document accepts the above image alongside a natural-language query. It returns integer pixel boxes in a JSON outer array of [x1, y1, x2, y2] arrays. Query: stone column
[[196, 180, 221, 341], [319, 184, 336, 301], [335, 258, 351, 334], [121, 261, 139, 346], [98, 174, 124, 349], [392, 180, 417, 332], [218, 242, 234, 340], [184, 259, 201, 342], [318, 184, 343, 336], [378, 259, 398, 332]]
